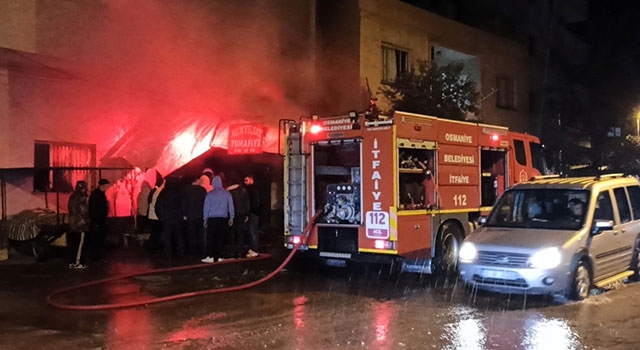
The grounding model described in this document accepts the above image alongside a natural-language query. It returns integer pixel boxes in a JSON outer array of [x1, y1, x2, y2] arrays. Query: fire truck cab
[[281, 110, 546, 274]]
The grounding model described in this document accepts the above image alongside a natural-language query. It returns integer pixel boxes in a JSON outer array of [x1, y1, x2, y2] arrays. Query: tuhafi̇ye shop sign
[[227, 123, 265, 154]]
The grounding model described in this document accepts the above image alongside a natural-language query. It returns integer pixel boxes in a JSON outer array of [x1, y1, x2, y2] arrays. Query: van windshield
[[486, 189, 590, 230]]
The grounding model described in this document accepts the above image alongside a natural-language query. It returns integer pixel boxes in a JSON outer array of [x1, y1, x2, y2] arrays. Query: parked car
[[458, 174, 640, 300]]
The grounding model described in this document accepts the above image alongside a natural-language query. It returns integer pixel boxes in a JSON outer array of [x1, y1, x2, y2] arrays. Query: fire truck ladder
[[285, 129, 308, 237]]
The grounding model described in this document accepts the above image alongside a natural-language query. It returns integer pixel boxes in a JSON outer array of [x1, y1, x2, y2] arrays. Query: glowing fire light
[[158, 128, 213, 173]]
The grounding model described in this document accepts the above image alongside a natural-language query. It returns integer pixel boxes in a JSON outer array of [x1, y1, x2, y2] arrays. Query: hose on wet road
[[46, 212, 319, 311]]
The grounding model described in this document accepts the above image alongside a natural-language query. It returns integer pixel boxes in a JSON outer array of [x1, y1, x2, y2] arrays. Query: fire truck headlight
[[458, 242, 477, 263]]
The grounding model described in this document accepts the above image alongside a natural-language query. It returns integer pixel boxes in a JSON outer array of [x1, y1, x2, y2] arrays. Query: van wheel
[[631, 238, 640, 281], [434, 222, 463, 276], [569, 260, 591, 301]]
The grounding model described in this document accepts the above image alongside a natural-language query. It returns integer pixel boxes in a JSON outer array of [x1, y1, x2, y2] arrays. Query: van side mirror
[[591, 219, 614, 235]]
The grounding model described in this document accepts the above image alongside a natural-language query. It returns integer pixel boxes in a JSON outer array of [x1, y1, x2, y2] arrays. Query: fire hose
[[46, 212, 320, 311]]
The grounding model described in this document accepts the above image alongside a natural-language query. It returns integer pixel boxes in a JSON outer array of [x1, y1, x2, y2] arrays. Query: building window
[[34, 141, 96, 193], [496, 76, 516, 109], [382, 45, 409, 83]]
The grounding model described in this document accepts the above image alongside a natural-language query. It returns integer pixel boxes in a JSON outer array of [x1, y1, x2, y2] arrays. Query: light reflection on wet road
[[2, 255, 640, 349]]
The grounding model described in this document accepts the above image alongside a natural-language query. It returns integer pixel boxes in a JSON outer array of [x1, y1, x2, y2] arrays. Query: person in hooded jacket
[[155, 176, 185, 259], [67, 180, 90, 269], [202, 175, 234, 263], [226, 172, 250, 259]]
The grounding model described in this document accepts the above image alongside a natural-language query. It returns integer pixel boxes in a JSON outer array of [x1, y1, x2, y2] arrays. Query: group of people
[[66, 178, 112, 269], [139, 168, 262, 264]]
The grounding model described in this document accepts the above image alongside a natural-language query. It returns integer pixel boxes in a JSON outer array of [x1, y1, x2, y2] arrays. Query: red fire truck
[[280, 110, 546, 274]]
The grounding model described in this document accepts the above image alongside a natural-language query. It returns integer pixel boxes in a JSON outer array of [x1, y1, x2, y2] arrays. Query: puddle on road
[[437, 304, 582, 349]]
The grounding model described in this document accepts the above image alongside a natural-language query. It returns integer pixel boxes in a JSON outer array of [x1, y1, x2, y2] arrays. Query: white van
[[458, 174, 640, 300]]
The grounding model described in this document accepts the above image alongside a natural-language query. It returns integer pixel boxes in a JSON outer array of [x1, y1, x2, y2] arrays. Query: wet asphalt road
[[2, 245, 640, 350]]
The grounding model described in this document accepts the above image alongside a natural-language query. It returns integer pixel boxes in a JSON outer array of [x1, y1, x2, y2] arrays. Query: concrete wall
[[359, 0, 531, 132], [315, 0, 364, 115], [0, 0, 37, 52], [0, 67, 8, 166], [0, 0, 36, 169]]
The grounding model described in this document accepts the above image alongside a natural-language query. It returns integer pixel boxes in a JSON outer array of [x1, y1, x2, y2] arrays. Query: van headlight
[[529, 248, 562, 269], [459, 242, 477, 263]]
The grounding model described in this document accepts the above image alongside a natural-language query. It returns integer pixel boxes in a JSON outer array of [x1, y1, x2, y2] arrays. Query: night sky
[[588, 0, 640, 125]]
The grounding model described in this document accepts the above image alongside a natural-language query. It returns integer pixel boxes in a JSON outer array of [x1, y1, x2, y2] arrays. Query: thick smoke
[[34, 0, 316, 172]]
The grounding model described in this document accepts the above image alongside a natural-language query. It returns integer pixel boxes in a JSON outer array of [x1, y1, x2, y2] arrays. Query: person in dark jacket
[[136, 180, 152, 233], [155, 176, 185, 259], [67, 180, 90, 269], [226, 172, 250, 259], [89, 178, 111, 261], [201, 175, 234, 263], [182, 176, 207, 256], [244, 174, 262, 257]]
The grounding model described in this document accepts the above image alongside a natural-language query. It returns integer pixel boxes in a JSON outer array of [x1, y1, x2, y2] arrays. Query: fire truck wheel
[[434, 222, 463, 276]]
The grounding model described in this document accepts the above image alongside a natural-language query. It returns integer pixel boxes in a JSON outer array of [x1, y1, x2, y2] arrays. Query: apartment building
[[0, 0, 530, 216]]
